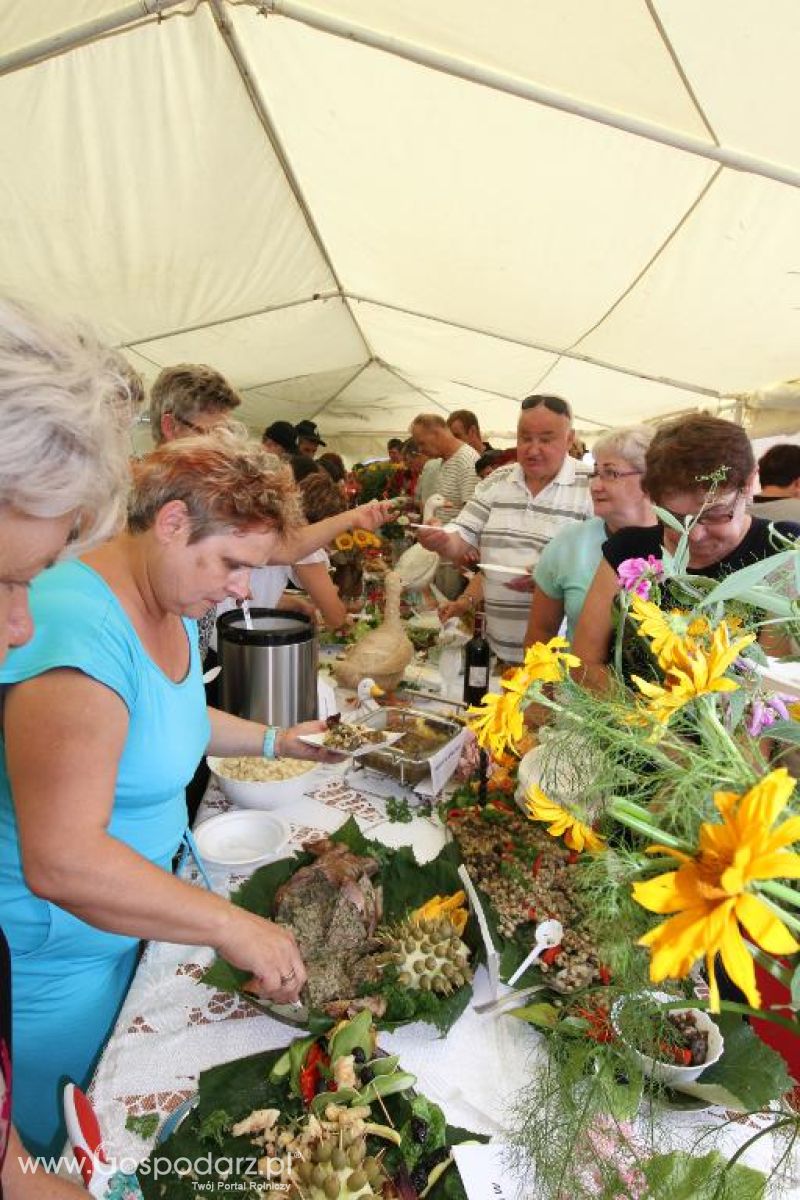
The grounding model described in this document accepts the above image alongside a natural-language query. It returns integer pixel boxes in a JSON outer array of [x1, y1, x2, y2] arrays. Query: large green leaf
[[642, 1150, 766, 1200], [689, 1013, 793, 1110], [693, 550, 799, 609]]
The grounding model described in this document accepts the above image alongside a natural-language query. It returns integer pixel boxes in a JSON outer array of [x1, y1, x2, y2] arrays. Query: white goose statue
[[394, 492, 445, 604]]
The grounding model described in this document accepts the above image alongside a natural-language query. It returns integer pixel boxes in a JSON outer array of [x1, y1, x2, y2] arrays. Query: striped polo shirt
[[448, 458, 592, 662]]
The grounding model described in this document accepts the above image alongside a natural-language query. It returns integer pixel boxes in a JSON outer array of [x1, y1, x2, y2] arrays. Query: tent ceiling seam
[[308, 361, 373, 422], [265, 0, 800, 190], [645, 0, 720, 146], [346, 294, 721, 399], [240, 360, 367, 394], [529, 164, 724, 390], [380, 362, 451, 417], [447, 378, 614, 428], [119, 292, 340, 350], [208, 0, 372, 362]]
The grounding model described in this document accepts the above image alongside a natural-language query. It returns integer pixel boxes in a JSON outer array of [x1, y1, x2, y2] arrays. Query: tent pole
[[265, 0, 800, 191], [207, 0, 373, 364], [0, 1, 188, 76]]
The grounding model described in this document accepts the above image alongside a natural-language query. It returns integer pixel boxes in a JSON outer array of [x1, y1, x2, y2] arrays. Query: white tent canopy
[[1, 0, 799, 458]]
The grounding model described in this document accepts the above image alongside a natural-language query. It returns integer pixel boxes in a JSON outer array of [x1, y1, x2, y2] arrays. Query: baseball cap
[[262, 420, 298, 454]]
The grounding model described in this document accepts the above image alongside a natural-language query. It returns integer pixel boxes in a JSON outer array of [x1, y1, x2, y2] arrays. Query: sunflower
[[632, 768, 800, 1009], [353, 528, 381, 549], [631, 622, 755, 725], [334, 533, 354, 552], [628, 596, 709, 668], [521, 637, 581, 684], [526, 785, 606, 853], [467, 689, 525, 758]]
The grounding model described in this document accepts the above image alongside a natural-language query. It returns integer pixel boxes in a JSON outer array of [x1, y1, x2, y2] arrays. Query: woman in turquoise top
[[0, 298, 141, 1197], [526, 426, 656, 646], [0, 427, 395, 1158]]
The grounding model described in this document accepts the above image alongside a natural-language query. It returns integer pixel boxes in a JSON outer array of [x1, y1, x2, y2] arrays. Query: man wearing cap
[[263, 420, 298, 458], [295, 420, 326, 458]]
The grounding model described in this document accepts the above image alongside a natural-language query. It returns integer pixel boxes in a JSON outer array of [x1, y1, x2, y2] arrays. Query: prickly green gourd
[[375, 915, 472, 995], [287, 1132, 386, 1199]]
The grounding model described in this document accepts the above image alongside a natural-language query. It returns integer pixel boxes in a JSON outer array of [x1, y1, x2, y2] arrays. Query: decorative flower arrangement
[[329, 528, 384, 600], [464, 514, 800, 1198]]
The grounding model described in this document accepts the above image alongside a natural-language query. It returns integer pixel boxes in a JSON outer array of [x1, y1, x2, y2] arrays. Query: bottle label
[[468, 665, 489, 688]]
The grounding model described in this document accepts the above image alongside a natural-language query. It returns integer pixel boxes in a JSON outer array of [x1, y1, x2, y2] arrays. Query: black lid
[[216, 607, 316, 646]]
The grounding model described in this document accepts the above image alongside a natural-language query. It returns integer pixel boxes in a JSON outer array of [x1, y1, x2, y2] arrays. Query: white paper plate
[[476, 562, 531, 577], [193, 810, 290, 868], [297, 729, 404, 756]]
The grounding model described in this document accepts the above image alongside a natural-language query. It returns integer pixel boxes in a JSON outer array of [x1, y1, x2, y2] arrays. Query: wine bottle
[[463, 607, 491, 706]]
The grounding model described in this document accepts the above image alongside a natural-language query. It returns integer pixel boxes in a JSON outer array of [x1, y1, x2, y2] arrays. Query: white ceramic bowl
[[612, 990, 724, 1086], [207, 755, 320, 810], [193, 810, 290, 870]]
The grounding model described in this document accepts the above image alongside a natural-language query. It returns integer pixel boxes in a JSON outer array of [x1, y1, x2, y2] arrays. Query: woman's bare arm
[[571, 560, 621, 693]]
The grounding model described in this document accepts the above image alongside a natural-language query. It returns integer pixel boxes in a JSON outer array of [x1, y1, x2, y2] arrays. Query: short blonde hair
[[128, 425, 304, 541], [149, 363, 241, 445], [0, 298, 142, 551]]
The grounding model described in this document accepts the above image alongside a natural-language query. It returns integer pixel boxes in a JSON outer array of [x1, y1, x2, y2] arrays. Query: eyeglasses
[[520, 394, 572, 419], [589, 467, 642, 482], [176, 414, 214, 435], [660, 489, 743, 528]]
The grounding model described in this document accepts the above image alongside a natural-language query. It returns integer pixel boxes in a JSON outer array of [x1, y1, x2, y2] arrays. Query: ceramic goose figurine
[[334, 571, 414, 692]]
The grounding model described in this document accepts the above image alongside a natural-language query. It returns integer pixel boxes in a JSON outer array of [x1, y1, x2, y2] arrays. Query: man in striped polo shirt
[[418, 395, 592, 663], [410, 413, 480, 599]]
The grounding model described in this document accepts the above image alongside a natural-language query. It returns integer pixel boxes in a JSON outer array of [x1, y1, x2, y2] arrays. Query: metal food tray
[[351, 705, 463, 786]]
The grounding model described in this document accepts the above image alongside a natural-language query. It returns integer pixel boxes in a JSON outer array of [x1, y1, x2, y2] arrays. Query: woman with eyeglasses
[[525, 425, 655, 647], [572, 414, 800, 689]]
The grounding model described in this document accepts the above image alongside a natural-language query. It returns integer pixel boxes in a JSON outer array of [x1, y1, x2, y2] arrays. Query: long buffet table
[[86, 658, 799, 1196]]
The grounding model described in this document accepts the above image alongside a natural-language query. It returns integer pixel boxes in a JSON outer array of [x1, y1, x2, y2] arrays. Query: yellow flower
[[352, 529, 371, 548], [467, 690, 525, 758], [335, 533, 354, 552], [632, 768, 800, 1010], [628, 597, 703, 668], [413, 890, 469, 935], [790, 702, 800, 722], [526, 785, 606, 854], [631, 621, 755, 725], [521, 637, 581, 684]]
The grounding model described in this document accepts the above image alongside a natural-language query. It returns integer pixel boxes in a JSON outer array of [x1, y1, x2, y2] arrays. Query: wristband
[[262, 726, 279, 759]]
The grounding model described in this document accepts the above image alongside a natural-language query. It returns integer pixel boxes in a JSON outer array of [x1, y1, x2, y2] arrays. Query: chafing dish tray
[[350, 705, 463, 786]]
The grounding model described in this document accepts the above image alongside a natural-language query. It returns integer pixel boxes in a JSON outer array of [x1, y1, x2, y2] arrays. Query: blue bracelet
[[262, 726, 279, 759]]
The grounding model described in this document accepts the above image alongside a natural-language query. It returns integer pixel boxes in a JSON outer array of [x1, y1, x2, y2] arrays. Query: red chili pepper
[[299, 1042, 329, 1105], [540, 945, 562, 966], [598, 965, 612, 985], [448, 809, 464, 820], [567, 850, 580, 865], [493, 800, 513, 812], [526, 907, 537, 921]]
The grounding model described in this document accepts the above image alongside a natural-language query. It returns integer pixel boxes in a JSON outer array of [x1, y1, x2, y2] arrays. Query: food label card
[[415, 728, 468, 796], [451, 1144, 521, 1200]]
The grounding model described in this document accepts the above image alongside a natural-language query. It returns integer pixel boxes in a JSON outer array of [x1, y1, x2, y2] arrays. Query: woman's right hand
[[217, 908, 307, 1004]]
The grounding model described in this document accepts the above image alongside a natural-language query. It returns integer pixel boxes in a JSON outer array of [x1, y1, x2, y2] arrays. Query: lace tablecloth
[[88, 768, 799, 1196]]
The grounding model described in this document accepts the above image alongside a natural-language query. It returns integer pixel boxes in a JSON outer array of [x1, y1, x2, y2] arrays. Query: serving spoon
[[506, 917, 564, 987]]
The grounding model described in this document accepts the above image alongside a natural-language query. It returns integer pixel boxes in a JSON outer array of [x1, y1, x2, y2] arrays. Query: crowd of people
[[0, 295, 798, 1193]]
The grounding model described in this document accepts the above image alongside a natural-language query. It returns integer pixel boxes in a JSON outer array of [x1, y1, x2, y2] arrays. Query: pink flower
[[617, 556, 664, 598], [745, 693, 793, 737]]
